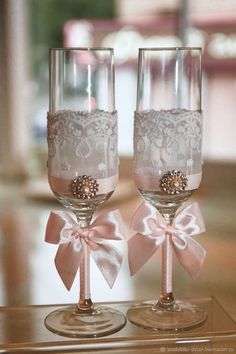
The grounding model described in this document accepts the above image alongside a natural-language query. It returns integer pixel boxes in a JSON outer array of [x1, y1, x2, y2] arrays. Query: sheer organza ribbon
[[45, 210, 126, 290], [128, 202, 206, 278]]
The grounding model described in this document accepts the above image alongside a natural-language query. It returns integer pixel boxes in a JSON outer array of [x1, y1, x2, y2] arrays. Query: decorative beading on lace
[[134, 109, 203, 170], [47, 109, 118, 160]]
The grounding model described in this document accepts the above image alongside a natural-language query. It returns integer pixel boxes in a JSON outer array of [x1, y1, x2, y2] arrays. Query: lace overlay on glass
[[134, 109, 203, 175], [47, 109, 118, 177]]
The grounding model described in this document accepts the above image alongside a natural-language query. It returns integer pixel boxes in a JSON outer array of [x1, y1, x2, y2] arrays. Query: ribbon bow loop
[[128, 202, 206, 278], [45, 210, 126, 290]]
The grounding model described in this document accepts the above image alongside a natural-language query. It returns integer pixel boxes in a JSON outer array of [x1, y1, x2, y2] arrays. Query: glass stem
[[76, 214, 94, 314], [158, 213, 175, 308]]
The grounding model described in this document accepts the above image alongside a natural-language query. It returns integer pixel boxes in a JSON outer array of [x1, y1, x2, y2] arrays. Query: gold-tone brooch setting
[[160, 170, 188, 195], [70, 175, 99, 199]]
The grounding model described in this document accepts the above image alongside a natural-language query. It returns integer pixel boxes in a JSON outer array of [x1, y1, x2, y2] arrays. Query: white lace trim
[[47, 109, 118, 159], [134, 109, 203, 171]]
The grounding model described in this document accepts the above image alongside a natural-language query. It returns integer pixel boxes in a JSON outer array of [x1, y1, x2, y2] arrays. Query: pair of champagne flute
[[45, 47, 205, 338]]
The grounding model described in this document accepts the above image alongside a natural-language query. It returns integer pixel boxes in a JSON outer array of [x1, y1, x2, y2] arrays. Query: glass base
[[127, 300, 207, 332], [45, 305, 126, 338]]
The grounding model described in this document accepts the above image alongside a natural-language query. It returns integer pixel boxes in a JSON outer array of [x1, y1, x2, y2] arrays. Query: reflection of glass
[[45, 48, 126, 337], [127, 47, 207, 331]]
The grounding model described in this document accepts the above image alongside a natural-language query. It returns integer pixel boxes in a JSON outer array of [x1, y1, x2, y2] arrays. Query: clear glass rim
[[49, 47, 114, 52], [138, 47, 202, 52]]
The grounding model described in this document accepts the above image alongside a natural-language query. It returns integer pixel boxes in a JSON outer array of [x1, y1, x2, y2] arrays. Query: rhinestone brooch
[[70, 175, 99, 199], [160, 170, 188, 195]]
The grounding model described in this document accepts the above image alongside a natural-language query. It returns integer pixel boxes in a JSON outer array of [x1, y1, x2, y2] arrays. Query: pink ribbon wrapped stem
[[162, 232, 173, 296], [75, 217, 93, 306], [79, 244, 91, 304]]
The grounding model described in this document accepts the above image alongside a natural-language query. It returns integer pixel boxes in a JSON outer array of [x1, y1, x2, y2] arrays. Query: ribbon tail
[[128, 233, 161, 276], [55, 243, 84, 290], [91, 242, 123, 288], [173, 236, 206, 279]]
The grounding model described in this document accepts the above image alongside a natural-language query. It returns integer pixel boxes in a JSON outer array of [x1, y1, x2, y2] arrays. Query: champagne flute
[[45, 48, 126, 337], [127, 47, 207, 331]]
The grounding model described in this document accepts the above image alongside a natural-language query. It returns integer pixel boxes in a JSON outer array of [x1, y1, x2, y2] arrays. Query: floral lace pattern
[[48, 109, 117, 158], [134, 109, 203, 171], [47, 109, 118, 175]]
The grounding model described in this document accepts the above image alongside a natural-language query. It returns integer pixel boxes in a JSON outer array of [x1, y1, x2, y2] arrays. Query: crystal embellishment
[[160, 170, 188, 195], [70, 175, 99, 199]]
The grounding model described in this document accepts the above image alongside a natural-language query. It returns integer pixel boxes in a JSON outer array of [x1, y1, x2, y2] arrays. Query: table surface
[[0, 297, 236, 353]]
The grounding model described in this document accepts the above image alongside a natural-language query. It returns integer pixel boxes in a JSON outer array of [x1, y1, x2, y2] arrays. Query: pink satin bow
[[45, 210, 126, 290], [128, 202, 206, 278]]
